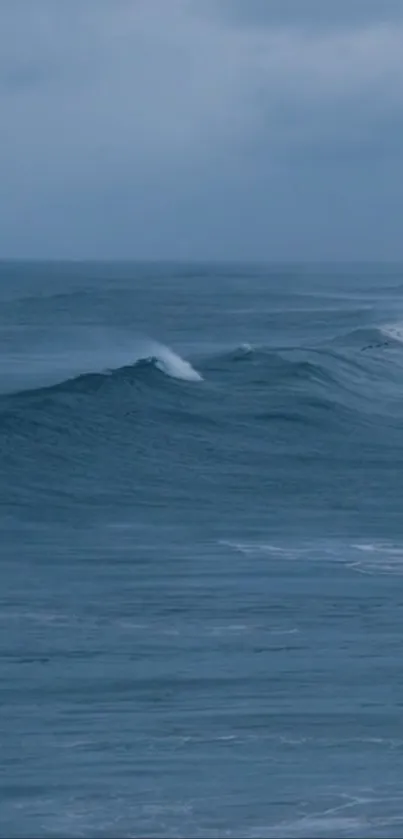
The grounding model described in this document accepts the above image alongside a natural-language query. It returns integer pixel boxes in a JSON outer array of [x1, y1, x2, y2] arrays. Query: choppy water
[[2, 262, 403, 838]]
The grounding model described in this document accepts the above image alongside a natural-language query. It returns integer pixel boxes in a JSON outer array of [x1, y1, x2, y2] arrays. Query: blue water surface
[[2, 262, 403, 838]]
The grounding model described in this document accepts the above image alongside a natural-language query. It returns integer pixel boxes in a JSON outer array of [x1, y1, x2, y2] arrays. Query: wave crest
[[151, 344, 202, 382]]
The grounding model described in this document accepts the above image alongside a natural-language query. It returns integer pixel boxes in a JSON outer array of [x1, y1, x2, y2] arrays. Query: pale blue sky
[[1, 0, 403, 260]]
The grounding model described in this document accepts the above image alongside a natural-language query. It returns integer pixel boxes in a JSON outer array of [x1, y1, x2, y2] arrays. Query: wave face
[[4, 262, 403, 839]]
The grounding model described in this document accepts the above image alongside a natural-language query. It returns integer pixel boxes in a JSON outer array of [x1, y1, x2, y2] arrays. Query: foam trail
[[149, 343, 203, 382]]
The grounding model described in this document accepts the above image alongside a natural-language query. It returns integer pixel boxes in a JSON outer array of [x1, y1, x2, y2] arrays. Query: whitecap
[[149, 342, 202, 382]]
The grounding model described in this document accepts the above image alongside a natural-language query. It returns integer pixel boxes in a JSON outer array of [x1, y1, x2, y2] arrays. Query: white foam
[[348, 541, 403, 576], [239, 342, 253, 354], [220, 540, 309, 558], [259, 815, 367, 837], [150, 342, 202, 382], [352, 542, 403, 555], [351, 543, 377, 552]]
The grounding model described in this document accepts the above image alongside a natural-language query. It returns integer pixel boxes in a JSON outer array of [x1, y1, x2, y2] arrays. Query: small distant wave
[[379, 321, 403, 344], [202, 344, 335, 388], [330, 324, 403, 351]]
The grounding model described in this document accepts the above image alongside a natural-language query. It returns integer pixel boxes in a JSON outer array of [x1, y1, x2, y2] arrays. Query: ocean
[[2, 261, 403, 838]]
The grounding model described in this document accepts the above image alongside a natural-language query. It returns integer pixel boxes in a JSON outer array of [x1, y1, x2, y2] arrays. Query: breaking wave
[[0, 340, 202, 398]]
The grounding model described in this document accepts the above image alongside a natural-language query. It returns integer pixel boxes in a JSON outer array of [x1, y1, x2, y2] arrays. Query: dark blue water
[[2, 262, 403, 838]]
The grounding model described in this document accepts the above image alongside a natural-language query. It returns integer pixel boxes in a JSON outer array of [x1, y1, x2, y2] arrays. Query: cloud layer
[[1, 0, 403, 259]]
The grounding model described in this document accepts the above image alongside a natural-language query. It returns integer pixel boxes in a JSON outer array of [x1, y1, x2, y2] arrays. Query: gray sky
[[1, 0, 403, 260]]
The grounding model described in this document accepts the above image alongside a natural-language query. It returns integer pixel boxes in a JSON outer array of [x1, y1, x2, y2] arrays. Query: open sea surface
[[2, 261, 403, 838]]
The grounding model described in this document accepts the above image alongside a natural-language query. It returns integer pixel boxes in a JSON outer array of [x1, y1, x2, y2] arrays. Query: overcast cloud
[[1, 0, 402, 260]]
